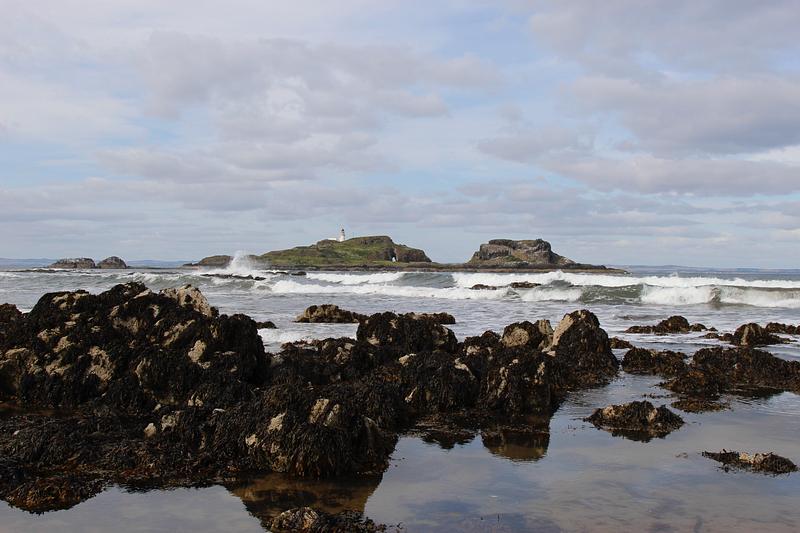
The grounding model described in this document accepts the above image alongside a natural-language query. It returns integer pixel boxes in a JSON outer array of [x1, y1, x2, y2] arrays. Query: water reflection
[[226, 473, 382, 528]]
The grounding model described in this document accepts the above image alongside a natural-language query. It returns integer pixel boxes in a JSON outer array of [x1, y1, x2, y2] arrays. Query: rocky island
[[48, 256, 128, 269], [191, 236, 620, 273]]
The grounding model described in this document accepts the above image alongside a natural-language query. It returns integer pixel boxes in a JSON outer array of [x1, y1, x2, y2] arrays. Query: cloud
[[571, 75, 800, 156], [544, 155, 800, 196]]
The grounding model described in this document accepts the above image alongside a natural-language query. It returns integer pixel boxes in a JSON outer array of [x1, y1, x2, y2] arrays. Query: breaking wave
[[306, 272, 406, 285], [269, 279, 510, 300]]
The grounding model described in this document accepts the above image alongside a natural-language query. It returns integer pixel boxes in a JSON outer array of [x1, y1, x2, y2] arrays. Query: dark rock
[[622, 347, 687, 377], [701, 331, 734, 343], [765, 322, 800, 335], [290, 271, 307, 276], [470, 284, 498, 290], [255, 320, 277, 329], [549, 310, 618, 387], [703, 450, 797, 475], [397, 351, 479, 415], [468, 239, 575, 266], [586, 400, 684, 440], [393, 246, 430, 263], [356, 312, 458, 357], [48, 258, 96, 269], [295, 305, 366, 324], [404, 312, 456, 325], [671, 398, 729, 413], [663, 347, 800, 407], [609, 337, 634, 349], [97, 256, 127, 269], [732, 323, 787, 346], [625, 315, 708, 334], [509, 281, 539, 289]]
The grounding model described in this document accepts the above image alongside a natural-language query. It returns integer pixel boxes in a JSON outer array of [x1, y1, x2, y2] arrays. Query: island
[[190, 236, 621, 273]]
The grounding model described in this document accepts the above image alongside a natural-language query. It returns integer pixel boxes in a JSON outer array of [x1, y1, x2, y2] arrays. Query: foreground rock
[[97, 256, 127, 269], [586, 401, 684, 440], [703, 450, 797, 475], [295, 304, 366, 323], [0, 285, 620, 517], [625, 315, 709, 334], [47, 258, 96, 269], [665, 346, 800, 397], [622, 348, 687, 377]]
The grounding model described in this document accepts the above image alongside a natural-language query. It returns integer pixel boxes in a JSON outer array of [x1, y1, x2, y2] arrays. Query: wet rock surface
[[665, 346, 800, 396], [295, 304, 366, 324], [703, 450, 797, 475], [622, 347, 687, 377], [586, 401, 684, 440], [625, 315, 709, 334], [610, 337, 634, 349], [732, 322, 787, 346], [0, 285, 634, 519]]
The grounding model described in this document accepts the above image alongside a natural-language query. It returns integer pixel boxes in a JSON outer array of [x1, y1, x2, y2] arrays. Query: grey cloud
[[528, 1, 800, 76], [544, 155, 800, 196], [572, 76, 800, 156]]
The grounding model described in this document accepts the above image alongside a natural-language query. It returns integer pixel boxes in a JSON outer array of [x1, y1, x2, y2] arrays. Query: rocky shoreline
[[0, 284, 797, 529]]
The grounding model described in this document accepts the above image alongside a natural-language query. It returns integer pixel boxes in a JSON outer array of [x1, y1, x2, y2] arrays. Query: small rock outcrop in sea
[[255, 320, 277, 329], [295, 304, 366, 323], [765, 322, 800, 335], [625, 315, 709, 334], [586, 401, 684, 440], [97, 256, 127, 269], [732, 323, 787, 346], [468, 239, 575, 266], [610, 337, 634, 349], [703, 450, 797, 475], [622, 348, 687, 377], [404, 312, 456, 324], [48, 258, 97, 269], [470, 284, 499, 290]]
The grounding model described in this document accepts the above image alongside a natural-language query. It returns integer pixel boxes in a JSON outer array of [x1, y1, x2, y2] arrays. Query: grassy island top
[[192, 235, 622, 272]]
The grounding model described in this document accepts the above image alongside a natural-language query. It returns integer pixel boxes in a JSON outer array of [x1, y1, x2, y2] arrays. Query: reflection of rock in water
[[226, 473, 382, 527], [480, 425, 550, 462]]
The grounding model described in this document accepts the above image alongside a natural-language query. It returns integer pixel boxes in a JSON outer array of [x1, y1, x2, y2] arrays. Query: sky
[[1, 1, 799, 267]]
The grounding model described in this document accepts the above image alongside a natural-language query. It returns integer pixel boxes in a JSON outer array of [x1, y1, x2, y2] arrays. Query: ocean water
[[1, 264, 799, 532]]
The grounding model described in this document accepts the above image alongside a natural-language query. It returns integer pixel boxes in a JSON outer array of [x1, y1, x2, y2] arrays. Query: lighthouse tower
[[338, 228, 346, 242]]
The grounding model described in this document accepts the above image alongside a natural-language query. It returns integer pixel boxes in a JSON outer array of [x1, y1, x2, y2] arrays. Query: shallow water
[[1, 266, 799, 531]]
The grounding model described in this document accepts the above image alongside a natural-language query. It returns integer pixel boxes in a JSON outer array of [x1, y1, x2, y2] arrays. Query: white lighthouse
[[338, 228, 346, 242]]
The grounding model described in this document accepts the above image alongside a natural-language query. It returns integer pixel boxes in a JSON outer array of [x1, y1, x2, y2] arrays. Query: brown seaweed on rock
[[585, 400, 684, 441], [625, 315, 709, 335], [0, 284, 623, 520], [703, 450, 797, 475], [622, 347, 687, 377]]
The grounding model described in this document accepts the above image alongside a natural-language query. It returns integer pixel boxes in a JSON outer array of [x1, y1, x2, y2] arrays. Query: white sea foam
[[519, 286, 584, 302], [640, 285, 717, 306], [269, 279, 509, 300], [451, 271, 800, 290], [306, 272, 406, 285]]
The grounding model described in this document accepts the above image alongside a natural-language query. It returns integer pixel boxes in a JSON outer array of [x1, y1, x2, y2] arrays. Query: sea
[[1, 259, 799, 532]]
